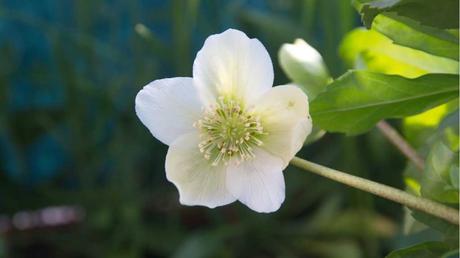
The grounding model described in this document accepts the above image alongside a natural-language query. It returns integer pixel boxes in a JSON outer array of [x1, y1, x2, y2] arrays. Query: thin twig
[[290, 157, 459, 225], [376, 120, 425, 172]]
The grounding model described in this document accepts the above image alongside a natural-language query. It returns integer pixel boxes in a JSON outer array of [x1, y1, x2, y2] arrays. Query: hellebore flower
[[135, 29, 312, 213]]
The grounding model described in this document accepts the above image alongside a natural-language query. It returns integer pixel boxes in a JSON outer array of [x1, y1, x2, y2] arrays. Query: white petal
[[165, 132, 236, 208], [226, 149, 285, 213], [193, 29, 274, 104], [254, 85, 312, 167], [135, 77, 203, 145]]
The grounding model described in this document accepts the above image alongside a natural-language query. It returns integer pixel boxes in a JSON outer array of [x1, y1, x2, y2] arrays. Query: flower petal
[[165, 132, 236, 208], [254, 85, 312, 167], [226, 149, 285, 213], [193, 29, 274, 104], [135, 77, 203, 145]]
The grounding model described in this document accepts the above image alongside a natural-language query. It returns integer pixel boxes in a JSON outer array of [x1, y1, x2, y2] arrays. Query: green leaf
[[340, 28, 459, 78], [310, 71, 459, 135], [372, 13, 459, 60], [403, 111, 459, 238], [442, 250, 460, 258], [354, 0, 459, 29], [385, 241, 452, 258], [411, 211, 459, 241], [427, 143, 455, 179], [279, 39, 331, 99], [403, 110, 459, 203], [402, 100, 458, 147], [420, 136, 459, 204]]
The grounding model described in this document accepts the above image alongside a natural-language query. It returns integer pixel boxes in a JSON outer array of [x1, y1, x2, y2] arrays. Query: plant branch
[[290, 156, 459, 225], [376, 120, 425, 172]]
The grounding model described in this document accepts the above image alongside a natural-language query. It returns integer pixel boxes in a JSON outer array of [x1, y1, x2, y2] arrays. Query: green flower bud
[[279, 39, 331, 99]]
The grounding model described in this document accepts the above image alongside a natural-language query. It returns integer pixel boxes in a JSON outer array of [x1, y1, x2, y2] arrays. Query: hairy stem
[[290, 157, 459, 225], [377, 120, 425, 172]]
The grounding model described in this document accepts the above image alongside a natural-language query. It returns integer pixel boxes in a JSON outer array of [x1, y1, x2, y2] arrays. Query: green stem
[[290, 156, 459, 225]]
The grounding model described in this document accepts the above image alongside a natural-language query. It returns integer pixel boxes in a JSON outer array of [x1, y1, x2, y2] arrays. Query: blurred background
[[0, 0, 420, 257]]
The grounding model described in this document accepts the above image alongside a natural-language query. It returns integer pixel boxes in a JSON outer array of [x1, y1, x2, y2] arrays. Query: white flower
[[135, 29, 312, 213]]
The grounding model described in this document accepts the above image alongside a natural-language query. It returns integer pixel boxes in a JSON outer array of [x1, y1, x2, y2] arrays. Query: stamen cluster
[[194, 97, 266, 166]]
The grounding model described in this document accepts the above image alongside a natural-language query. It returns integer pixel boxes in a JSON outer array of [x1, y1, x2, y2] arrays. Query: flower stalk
[[290, 156, 459, 225]]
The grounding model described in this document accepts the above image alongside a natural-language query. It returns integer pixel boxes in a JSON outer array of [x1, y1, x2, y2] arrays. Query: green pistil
[[194, 97, 266, 166]]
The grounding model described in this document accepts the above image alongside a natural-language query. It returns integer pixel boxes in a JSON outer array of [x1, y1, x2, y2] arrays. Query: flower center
[[194, 97, 266, 166]]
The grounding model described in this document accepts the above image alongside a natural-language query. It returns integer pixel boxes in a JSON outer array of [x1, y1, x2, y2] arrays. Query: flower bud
[[279, 39, 331, 99]]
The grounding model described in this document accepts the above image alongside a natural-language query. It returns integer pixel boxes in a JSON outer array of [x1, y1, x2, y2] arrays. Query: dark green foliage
[[385, 241, 454, 258], [310, 72, 459, 135], [354, 0, 459, 29]]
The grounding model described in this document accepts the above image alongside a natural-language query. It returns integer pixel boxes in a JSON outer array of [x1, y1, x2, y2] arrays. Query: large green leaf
[[372, 13, 459, 61], [385, 241, 453, 258], [310, 71, 459, 135], [354, 0, 459, 29], [340, 28, 459, 78]]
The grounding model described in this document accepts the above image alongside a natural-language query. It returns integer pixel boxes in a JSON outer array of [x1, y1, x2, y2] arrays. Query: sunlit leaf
[[405, 104, 451, 128], [372, 13, 459, 61], [340, 28, 459, 78], [404, 177, 421, 195], [443, 126, 460, 151], [310, 71, 459, 135], [403, 100, 458, 147]]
